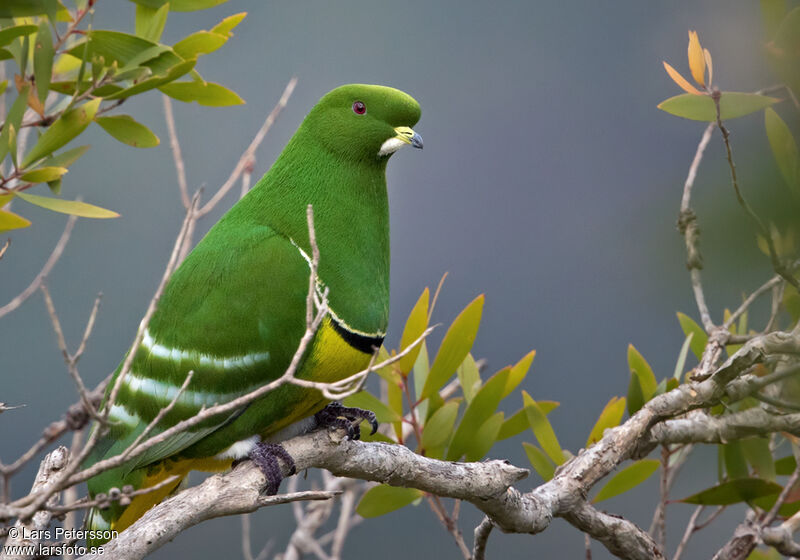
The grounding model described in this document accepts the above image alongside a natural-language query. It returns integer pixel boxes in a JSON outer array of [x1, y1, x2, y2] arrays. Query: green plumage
[[84, 84, 421, 543]]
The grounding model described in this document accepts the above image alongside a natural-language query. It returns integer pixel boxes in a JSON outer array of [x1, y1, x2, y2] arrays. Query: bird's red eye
[[352, 101, 366, 115]]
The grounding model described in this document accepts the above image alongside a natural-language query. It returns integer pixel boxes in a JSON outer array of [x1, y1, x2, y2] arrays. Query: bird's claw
[[314, 401, 378, 440], [248, 442, 296, 495]]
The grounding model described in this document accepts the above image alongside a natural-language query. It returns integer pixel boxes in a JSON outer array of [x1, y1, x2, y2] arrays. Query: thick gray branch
[[0, 447, 68, 560]]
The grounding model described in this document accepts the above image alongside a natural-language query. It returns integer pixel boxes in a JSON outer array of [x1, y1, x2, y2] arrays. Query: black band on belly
[[329, 318, 384, 354]]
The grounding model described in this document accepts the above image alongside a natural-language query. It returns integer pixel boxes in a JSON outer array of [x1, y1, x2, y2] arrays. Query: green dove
[[84, 84, 422, 545]]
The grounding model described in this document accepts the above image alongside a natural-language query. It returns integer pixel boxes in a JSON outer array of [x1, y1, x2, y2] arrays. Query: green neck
[[229, 129, 391, 334]]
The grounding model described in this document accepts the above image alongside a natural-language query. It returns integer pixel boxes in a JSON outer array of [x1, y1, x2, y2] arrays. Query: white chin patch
[[378, 137, 407, 156]]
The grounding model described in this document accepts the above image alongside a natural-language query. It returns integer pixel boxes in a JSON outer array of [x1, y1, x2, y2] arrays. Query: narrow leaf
[[446, 368, 509, 461], [466, 412, 504, 462], [398, 288, 429, 374], [356, 485, 422, 518], [687, 31, 706, 87], [741, 438, 776, 481], [421, 400, 460, 450], [663, 61, 702, 95], [158, 80, 244, 106], [15, 191, 118, 218], [33, 20, 54, 104], [765, 107, 800, 197], [0, 25, 38, 48], [20, 166, 68, 183], [22, 98, 101, 168], [502, 349, 536, 398], [523, 391, 565, 465], [627, 344, 658, 400], [523, 442, 555, 481], [586, 397, 626, 447], [95, 115, 160, 148], [0, 208, 31, 233], [498, 401, 558, 440], [673, 333, 694, 380], [135, 3, 170, 42], [173, 31, 227, 59], [456, 353, 481, 402], [210, 12, 246, 36], [593, 459, 660, 503], [677, 312, 708, 360], [681, 478, 782, 506], [658, 92, 779, 122], [420, 295, 484, 400]]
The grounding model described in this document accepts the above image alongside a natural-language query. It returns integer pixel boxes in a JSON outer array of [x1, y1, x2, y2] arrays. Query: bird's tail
[[85, 464, 186, 548]]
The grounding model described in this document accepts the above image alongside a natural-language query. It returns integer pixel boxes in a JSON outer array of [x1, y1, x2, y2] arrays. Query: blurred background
[[2, 1, 796, 557]]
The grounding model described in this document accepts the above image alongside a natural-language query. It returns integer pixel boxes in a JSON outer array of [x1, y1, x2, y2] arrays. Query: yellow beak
[[393, 126, 424, 149]]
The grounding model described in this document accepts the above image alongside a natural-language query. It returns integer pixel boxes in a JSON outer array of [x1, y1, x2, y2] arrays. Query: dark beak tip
[[411, 133, 424, 150]]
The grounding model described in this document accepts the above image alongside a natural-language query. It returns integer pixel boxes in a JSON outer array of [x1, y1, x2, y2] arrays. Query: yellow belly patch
[[114, 317, 373, 533]]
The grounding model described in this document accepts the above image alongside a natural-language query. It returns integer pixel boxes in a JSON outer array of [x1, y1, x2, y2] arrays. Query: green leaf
[[0, 208, 31, 233], [421, 400, 460, 450], [14, 191, 118, 218], [681, 478, 782, 506], [210, 12, 246, 36], [776, 455, 798, 476], [33, 20, 53, 105], [498, 401, 558, 440], [135, 3, 170, 43], [95, 58, 196, 101], [420, 295, 484, 400], [502, 349, 536, 398], [20, 166, 68, 183], [22, 98, 101, 168], [765, 108, 800, 197], [342, 390, 401, 424], [627, 344, 658, 401], [593, 459, 660, 503], [446, 368, 509, 461], [398, 288, 429, 374], [523, 390, 565, 465], [44, 145, 90, 169], [95, 115, 160, 148], [456, 353, 481, 402], [658, 93, 779, 122], [0, 84, 31, 164], [762, 0, 788, 37], [356, 485, 422, 518], [173, 31, 227, 59], [523, 442, 555, 481], [466, 412, 504, 461], [673, 333, 694, 381], [627, 371, 644, 416], [412, 341, 429, 404], [129, 0, 230, 11], [723, 441, 750, 480], [70, 31, 182, 74], [0, 24, 38, 48], [0, 49, 11, 61], [677, 312, 708, 361], [586, 396, 626, 447], [158, 80, 244, 106], [0, 0, 60, 17], [741, 438, 776, 481]]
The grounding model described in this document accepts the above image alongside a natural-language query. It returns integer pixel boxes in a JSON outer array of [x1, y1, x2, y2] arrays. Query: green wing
[[86, 219, 310, 487]]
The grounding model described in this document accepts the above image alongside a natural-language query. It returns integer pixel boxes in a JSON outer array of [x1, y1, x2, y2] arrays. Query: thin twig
[[712, 89, 800, 293], [0, 215, 77, 318], [162, 95, 189, 210], [672, 505, 704, 560], [197, 77, 297, 217], [678, 122, 715, 332]]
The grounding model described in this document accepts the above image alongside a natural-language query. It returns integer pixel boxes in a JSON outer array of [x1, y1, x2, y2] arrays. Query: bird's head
[[304, 84, 422, 162]]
